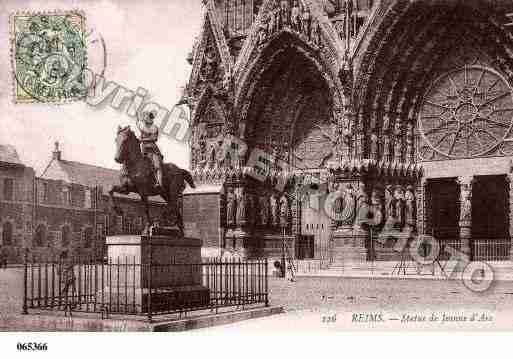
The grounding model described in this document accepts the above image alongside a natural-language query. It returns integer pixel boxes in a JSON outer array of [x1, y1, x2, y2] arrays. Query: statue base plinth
[[102, 235, 209, 312], [331, 226, 368, 268]]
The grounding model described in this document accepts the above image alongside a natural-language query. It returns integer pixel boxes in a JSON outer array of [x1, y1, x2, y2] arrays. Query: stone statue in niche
[[258, 15, 270, 45], [280, 0, 291, 28], [355, 183, 370, 227], [382, 114, 389, 131], [370, 133, 379, 160], [270, 193, 279, 226], [259, 195, 269, 226], [394, 138, 403, 162], [384, 185, 394, 222], [226, 187, 237, 227], [370, 187, 384, 226], [271, 1, 280, 34], [459, 181, 472, 222], [394, 185, 405, 227], [213, 134, 224, 168], [236, 187, 247, 227], [199, 46, 218, 84], [405, 185, 416, 229], [279, 194, 290, 227], [338, 60, 353, 99], [291, 1, 301, 32], [313, 20, 323, 47], [197, 126, 208, 168], [383, 136, 391, 162], [301, 5, 312, 40]]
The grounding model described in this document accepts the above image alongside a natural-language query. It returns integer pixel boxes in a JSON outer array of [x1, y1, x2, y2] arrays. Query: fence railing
[[22, 255, 269, 321], [472, 240, 511, 262]]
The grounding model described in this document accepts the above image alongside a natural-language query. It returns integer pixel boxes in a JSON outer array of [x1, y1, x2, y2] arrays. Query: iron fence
[[22, 254, 268, 321], [472, 240, 511, 261]]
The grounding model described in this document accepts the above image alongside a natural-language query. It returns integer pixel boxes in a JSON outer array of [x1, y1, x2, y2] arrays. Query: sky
[[0, 0, 203, 174]]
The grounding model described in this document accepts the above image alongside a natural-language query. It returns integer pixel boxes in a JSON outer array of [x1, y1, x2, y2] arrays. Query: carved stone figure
[[383, 136, 391, 162], [332, 183, 345, 218], [226, 187, 237, 227], [270, 193, 279, 226], [394, 138, 403, 162], [384, 185, 394, 221], [301, 5, 312, 39], [370, 133, 379, 160], [459, 180, 472, 222], [280, 0, 291, 28], [394, 185, 405, 226], [258, 16, 269, 45], [259, 195, 269, 226], [314, 20, 323, 46], [199, 47, 218, 84], [279, 194, 290, 227], [405, 185, 416, 228], [291, 1, 301, 32], [236, 187, 247, 227], [355, 183, 370, 227], [370, 188, 384, 226]]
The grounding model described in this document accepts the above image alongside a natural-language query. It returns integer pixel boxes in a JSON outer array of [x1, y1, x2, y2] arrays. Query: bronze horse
[[109, 126, 195, 233]]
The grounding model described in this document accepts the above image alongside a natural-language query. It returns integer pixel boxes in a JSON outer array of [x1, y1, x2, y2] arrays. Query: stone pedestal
[[103, 234, 209, 313], [232, 229, 250, 258], [331, 225, 368, 268]]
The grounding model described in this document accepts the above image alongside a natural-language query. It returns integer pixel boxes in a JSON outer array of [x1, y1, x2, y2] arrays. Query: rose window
[[419, 66, 513, 159]]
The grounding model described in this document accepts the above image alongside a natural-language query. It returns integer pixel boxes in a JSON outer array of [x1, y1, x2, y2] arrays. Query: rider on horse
[[137, 111, 163, 191]]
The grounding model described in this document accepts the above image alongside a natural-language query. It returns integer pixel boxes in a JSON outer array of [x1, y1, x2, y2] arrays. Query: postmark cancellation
[[10, 10, 88, 104]]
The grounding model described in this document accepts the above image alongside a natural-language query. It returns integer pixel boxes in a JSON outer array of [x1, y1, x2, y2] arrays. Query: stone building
[[0, 143, 166, 263], [183, 0, 513, 264]]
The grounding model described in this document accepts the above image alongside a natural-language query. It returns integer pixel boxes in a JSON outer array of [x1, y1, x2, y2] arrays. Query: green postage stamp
[[10, 11, 88, 103]]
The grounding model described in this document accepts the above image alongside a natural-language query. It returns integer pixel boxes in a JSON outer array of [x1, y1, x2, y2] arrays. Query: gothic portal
[[183, 0, 513, 264]]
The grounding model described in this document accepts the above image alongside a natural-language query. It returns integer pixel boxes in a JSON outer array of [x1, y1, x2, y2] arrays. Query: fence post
[[147, 238, 153, 323], [265, 258, 269, 307], [22, 251, 28, 315]]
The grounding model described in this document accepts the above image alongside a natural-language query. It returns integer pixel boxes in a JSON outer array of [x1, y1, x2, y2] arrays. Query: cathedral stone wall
[[185, 0, 513, 262]]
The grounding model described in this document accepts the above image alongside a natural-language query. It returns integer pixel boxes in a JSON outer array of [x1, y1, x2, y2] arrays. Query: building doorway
[[472, 175, 509, 261], [427, 179, 460, 257]]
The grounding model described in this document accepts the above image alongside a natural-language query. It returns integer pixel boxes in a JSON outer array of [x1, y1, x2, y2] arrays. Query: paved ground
[[0, 267, 23, 315], [3, 267, 513, 330], [203, 277, 513, 331]]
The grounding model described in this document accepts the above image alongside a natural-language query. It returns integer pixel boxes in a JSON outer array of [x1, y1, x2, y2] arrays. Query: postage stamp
[[10, 11, 88, 104]]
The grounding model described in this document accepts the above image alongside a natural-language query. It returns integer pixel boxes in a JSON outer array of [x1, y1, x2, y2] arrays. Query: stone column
[[458, 176, 473, 258], [416, 179, 427, 236], [507, 174, 513, 260]]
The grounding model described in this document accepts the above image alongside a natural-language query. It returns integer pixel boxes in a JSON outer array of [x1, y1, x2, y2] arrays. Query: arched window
[[61, 225, 71, 248], [2, 222, 13, 246], [84, 227, 93, 248], [34, 224, 46, 247]]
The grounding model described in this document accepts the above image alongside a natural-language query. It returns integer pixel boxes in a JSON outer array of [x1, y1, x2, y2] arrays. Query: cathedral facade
[[183, 0, 513, 264]]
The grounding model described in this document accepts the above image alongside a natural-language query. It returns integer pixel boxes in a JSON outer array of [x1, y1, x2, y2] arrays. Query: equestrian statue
[[109, 111, 195, 235]]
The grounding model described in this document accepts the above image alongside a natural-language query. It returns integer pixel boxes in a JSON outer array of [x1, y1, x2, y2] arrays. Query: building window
[[42, 182, 49, 202], [84, 227, 93, 248], [84, 189, 92, 209], [62, 187, 71, 206], [61, 225, 71, 248], [3, 178, 14, 201], [33, 224, 46, 247], [2, 222, 13, 246], [96, 224, 104, 238]]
